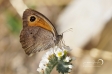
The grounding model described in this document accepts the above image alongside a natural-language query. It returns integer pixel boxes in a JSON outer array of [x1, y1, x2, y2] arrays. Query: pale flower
[[55, 48, 64, 58], [40, 59, 49, 65], [68, 69, 72, 72], [38, 61, 47, 71], [64, 56, 71, 62], [37, 46, 73, 73], [42, 54, 49, 60], [39, 62, 45, 68], [37, 68, 42, 72], [68, 65, 73, 69]]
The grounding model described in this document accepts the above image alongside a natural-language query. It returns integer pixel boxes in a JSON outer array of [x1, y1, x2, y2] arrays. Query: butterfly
[[20, 9, 62, 56]]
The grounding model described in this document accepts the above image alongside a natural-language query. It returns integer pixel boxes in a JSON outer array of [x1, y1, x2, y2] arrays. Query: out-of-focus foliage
[[6, 12, 22, 34]]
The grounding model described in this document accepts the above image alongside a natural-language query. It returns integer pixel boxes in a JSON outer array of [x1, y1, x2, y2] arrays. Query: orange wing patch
[[28, 16, 53, 33]]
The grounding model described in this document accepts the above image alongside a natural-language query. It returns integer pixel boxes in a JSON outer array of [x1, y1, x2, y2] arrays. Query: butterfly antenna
[[61, 28, 73, 35], [59, 28, 73, 47]]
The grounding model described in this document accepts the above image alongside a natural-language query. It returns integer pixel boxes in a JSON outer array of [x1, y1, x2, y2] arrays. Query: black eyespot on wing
[[30, 16, 36, 22]]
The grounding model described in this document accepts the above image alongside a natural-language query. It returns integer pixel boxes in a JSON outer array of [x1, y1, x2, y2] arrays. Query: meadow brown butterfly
[[20, 9, 62, 56]]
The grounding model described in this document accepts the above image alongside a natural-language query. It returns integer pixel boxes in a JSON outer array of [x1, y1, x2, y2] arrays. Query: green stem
[[45, 61, 58, 74], [39, 54, 58, 74]]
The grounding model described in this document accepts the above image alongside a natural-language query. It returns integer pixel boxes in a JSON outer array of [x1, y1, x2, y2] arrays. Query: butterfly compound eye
[[30, 16, 36, 22]]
